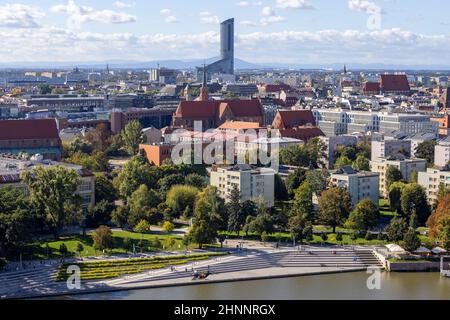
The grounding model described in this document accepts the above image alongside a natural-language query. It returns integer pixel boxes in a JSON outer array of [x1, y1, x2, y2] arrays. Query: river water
[[73, 272, 450, 300]]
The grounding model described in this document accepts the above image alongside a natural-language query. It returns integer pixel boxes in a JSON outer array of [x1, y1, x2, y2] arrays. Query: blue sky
[[1, 0, 450, 66]]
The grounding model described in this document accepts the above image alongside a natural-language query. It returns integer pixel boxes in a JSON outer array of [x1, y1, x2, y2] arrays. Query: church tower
[[199, 65, 209, 101], [184, 84, 192, 101]]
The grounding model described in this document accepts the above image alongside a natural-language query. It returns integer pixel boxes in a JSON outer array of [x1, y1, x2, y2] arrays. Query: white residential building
[[0, 154, 95, 208], [320, 135, 358, 168], [370, 156, 427, 197], [418, 168, 450, 204], [378, 113, 439, 136], [312, 108, 438, 137], [371, 139, 411, 161], [210, 165, 275, 207], [435, 143, 450, 168], [330, 166, 380, 207]]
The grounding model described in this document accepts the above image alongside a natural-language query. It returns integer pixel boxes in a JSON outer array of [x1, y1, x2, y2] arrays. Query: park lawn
[[219, 231, 387, 246], [22, 230, 190, 261], [379, 199, 397, 218]]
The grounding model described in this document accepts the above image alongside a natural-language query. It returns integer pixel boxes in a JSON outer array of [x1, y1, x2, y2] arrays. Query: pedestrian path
[[0, 248, 383, 299]]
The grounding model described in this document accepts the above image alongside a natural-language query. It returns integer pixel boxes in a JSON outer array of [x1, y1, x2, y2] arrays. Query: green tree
[[128, 185, 161, 227], [133, 220, 151, 233], [87, 200, 115, 227], [409, 170, 419, 184], [115, 156, 155, 198], [334, 156, 353, 169], [59, 243, 68, 257], [305, 169, 329, 196], [121, 120, 144, 155], [92, 225, 113, 251], [385, 165, 403, 190], [22, 166, 82, 239], [400, 183, 431, 225], [415, 140, 437, 167], [162, 221, 175, 233], [111, 206, 129, 228], [65, 137, 94, 157], [291, 181, 314, 219], [385, 217, 408, 243], [388, 182, 406, 215], [403, 228, 421, 252], [94, 174, 118, 203], [336, 232, 343, 243], [352, 154, 370, 171], [248, 212, 274, 236], [286, 168, 307, 196], [436, 216, 450, 250], [305, 138, 327, 169], [346, 199, 380, 231], [288, 214, 311, 243], [184, 173, 207, 189], [318, 187, 352, 233], [186, 186, 224, 249], [166, 185, 199, 217], [0, 187, 33, 256], [274, 174, 289, 201], [226, 185, 244, 235], [39, 84, 52, 95], [76, 243, 84, 257]]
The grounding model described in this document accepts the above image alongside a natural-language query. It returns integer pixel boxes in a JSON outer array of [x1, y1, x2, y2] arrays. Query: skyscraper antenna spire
[[202, 63, 207, 88]]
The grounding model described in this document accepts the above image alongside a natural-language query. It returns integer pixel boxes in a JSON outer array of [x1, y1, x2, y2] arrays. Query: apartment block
[[418, 168, 450, 204], [370, 157, 427, 197], [371, 139, 411, 161], [435, 143, 450, 168], [330, 166, 380, 207], [0, 154, 95, 208], [210, 165, 275, 207]]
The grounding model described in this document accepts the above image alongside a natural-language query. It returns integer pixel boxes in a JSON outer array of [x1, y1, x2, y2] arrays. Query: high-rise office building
[[197, 18, 234, 80]]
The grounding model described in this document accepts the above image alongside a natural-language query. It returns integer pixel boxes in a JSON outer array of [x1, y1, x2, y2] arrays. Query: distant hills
[[0, 58, 449, 71]]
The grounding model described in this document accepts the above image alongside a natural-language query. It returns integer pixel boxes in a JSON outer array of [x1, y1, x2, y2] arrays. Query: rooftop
[[0, 154, 92, 184]]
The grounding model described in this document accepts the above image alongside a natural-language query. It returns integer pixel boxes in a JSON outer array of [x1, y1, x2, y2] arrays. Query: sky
[[1, 0, 450, 66]]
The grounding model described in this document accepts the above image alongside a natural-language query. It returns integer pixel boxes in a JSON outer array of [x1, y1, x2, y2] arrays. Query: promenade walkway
[[0, 247, 382, 299]]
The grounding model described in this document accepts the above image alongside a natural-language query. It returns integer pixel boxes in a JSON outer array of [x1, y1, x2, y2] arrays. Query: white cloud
[[237, 1, 250, 7], [199, 11, 220, 25], [113, 1, 136, 9], [160, 9, 178, 23], [237, 1, 263, 7], [0, 24, 449, 67], [0, 3, 44, 28], [275, 0, 315, 10], [50, 0, 136, 29], [260, 6, 286, 26], [240, 20, 258, 27], [348, 0, 381, 14]]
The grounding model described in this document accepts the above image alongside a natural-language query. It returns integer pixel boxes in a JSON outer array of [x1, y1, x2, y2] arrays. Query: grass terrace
[[55, 252, 228, 281], [21, 230, 191, 261]]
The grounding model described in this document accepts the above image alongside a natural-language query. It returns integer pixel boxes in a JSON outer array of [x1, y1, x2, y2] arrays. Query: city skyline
[[1, 0, 450, 67]]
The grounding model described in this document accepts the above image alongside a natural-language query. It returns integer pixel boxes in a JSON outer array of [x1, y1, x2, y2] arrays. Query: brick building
[[0, 119, 62, 160]]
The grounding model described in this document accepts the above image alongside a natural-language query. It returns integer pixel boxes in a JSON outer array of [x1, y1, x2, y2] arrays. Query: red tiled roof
[[261, 84, 293, 93], [174, 100, 264, 119], [364, 82, 380, 93], [273, 110, 316, 129], [278, 126, 325, 141], [174, 101, 218, 118], [221, 100, 264, 117], [0, 119, 59, 140], [380, 75, 410, 92]]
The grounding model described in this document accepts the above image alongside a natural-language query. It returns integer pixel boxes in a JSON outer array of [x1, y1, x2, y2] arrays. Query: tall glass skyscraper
[[197, 18, 234, 80]]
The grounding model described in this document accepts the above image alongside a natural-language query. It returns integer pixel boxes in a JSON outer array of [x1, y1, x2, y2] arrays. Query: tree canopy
[[22, 166, 82, 238]]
